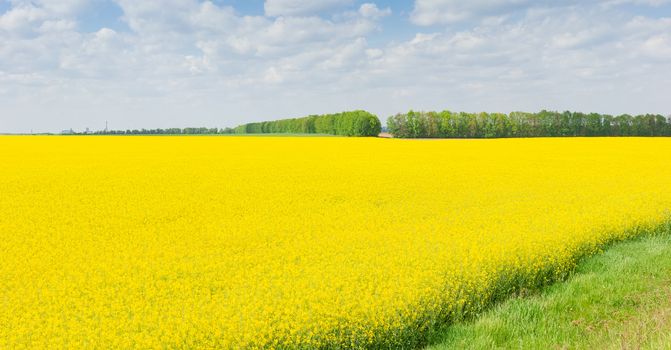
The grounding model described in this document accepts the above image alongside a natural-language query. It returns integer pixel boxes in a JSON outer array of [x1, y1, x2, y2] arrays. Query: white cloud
[[263, 66, 284, 83], [604, 0, 671, 6], [32, 0, 89, 16], [641, 33, 671, 59], [410, 0, 671, 25], [0, 0, 390, 132], [264, 0, 353, 17], [384, 5, 671, 115], [0, 0, 670, 133], [0, 5, 48, 35], [411, 0, 539, 25], [358, 3, 391, 19]]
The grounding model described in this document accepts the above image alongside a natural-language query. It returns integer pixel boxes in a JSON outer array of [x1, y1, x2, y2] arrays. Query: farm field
[[430, 229, 671, 349], [1, 136, 671, 348]]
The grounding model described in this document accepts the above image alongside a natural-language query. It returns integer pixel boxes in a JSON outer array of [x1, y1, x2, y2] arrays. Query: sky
[[1, 0, 670, 133]]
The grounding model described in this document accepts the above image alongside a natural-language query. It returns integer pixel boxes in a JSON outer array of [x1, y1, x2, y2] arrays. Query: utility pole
[[105, 120, 108, 132]]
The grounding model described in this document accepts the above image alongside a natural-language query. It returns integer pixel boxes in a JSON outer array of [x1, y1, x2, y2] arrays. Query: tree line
[[232, 110, 381, 136], [92, 127, 227, 135], [73, 109, 671, 138], [88, 110, 382, 137], [387, 110, 671, 138]]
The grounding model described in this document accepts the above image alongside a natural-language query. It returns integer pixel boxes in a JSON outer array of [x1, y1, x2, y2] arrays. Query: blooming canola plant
[[1, 136, 670, 348]]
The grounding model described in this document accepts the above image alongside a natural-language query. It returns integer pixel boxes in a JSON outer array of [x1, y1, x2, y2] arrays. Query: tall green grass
[[427, 221, 671, 349]]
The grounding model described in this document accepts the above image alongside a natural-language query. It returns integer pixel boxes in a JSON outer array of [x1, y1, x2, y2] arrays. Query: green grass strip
[[427, 223, 671, 350]]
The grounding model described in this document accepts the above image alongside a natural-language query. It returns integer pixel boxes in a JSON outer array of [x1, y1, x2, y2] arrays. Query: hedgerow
[[387, 110, 671, 138], [234, 110, 381, 137]]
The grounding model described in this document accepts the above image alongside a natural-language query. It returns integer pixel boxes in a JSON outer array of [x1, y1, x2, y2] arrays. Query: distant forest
[[91, 110, 381, 137], [232, 110, 381, 137], [76, 109, 671, 138], [387, 110, 671, 138], [92, 127, 226, 135]]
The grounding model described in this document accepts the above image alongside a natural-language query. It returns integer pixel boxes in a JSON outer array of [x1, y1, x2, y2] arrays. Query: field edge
[[424, 219, 671, 350]]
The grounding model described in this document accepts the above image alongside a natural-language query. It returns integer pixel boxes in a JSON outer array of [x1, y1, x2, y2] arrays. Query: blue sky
[[1, 0, 670, 133]]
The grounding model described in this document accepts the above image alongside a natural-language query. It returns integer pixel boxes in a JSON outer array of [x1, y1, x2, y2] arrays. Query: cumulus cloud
[[604, 0, 671, 6], [387, 5, 671, 116], [640, 33, 671, 59], [264, 0, 353, 17], [0, 0, 389, 132], [358, 3, 391, 19], [410, 0, 671, 25], [411, 0, 541, 25], [0, 0, 670, 133], [0, 5, 48, 35]]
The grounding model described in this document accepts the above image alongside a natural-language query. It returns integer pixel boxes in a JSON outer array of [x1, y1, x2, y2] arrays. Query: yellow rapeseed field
[[1, 136, 670, 348]]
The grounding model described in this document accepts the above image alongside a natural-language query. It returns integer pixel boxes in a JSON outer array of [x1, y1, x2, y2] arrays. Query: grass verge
[[427, 224, 671, 349]]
